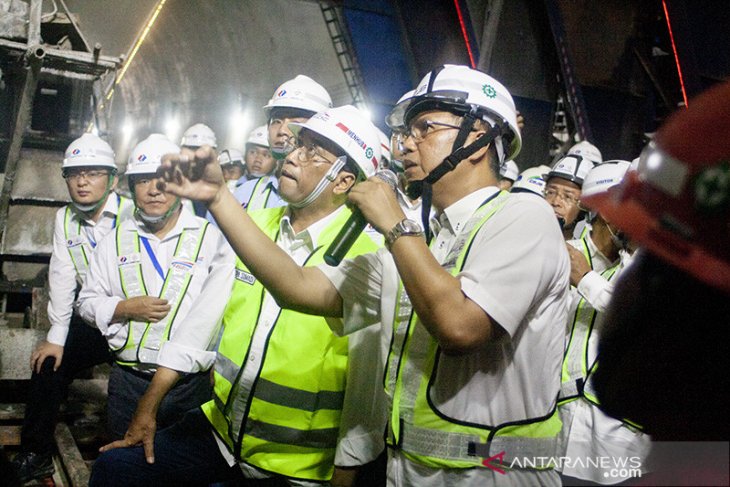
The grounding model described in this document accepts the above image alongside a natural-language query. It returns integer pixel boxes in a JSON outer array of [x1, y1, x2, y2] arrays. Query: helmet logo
[[137, 154, 147, 162], [694, 161, 730, 213], [72, 149, 81, 155], [365, 147, 374, 159], [277, 89, 287, 97], [483, 84, 497, 99]]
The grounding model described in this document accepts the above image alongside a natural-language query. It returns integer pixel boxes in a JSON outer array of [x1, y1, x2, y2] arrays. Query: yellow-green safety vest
[[245, 177, 276, 211], [64, 194, 133, 284], [113, 221, 209, 371], [203, 206, 380, 481], [559, 263, 642, 429], [385, 190, 563, 470]]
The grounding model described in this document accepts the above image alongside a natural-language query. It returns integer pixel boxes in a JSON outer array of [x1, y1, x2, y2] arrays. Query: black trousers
[[20, 315, 111, 454]]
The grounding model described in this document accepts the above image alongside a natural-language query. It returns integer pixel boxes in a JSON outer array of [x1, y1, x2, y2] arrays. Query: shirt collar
[[279, 206, 345, 253], [439, 186, 500, 235]]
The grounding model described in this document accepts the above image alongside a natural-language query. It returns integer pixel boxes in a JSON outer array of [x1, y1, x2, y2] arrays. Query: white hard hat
[[126, 134, 180, 177], [219, 148, 245, 166], [511, 165, 550, 196], [567, 140, 603, 165], [385, 89, 415, 131], [263, 75, 333, 117], [580, 160, 631, 200], [180, 123, 217, 148], [245, 125, 270, 148], [376, 127, 391, 167], [404, 64, 522, 161], [62, 133, 117, 170], [499, 159, 519, 181], [289, 105, 381, 179], [545, 154, 596, 187]]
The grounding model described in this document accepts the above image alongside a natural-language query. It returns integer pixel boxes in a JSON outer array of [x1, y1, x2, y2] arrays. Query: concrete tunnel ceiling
[[64, 0, 356, 164]]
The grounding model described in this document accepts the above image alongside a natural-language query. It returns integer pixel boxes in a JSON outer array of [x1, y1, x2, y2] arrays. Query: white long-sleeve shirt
[[47, 193, 129, 346], [77, 206, 234, 373]]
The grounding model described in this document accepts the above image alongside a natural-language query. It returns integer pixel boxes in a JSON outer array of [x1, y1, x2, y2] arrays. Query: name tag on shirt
[[235, 269, 256, 285], [170, 260, 195, 273], [66, 235, 86, 248], [118, 253, 141, 266]]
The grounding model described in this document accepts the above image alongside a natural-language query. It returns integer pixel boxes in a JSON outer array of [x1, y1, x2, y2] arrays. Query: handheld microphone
[[324, 169, 398, 266]]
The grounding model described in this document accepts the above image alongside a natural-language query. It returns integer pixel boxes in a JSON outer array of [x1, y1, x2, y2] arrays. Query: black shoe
[[10, 451, 54, 483]]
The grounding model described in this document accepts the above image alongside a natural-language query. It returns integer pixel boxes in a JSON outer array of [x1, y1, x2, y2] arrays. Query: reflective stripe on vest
[[559, 264, 619, 402], [385, 191, 561, 469], [113, 222, 208, 369], [202, 206, 379, 481], [245, 177, 273, 211], [64, 194, 133, 282]]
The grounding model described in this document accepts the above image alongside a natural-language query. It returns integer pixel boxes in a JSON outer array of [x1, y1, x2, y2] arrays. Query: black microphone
[[324, 170, 398, 266]]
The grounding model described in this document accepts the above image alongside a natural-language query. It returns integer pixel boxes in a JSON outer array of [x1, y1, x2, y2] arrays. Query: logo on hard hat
[[694, 161, 730, 212], [72, 149, 81, 155], [336, 122, 367, 151], [483, 84, 497, 99], [277, 89, 287, 97], [137, 154, 147, 162], [365, 147, 374, 159]]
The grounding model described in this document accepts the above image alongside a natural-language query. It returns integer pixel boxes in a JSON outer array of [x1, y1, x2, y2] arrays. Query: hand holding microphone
[[324, 169, 399, 266]]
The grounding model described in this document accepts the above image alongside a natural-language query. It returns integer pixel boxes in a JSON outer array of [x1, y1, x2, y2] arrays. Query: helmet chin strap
[[607, 222, 629, 250], [406, 114, 505, 241], [289, 156, 347, 209], [71, 173, 115, 215], [135, 198, 181, 226]]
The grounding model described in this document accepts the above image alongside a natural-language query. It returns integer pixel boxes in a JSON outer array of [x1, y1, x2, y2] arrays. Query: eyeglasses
[[405, 119, 472, 143], [63, 170, 109, 182], [544, 186, 580, 205], [293, 139, 336, 165]]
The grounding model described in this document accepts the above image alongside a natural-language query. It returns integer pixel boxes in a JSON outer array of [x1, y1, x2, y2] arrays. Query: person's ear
[[333, 171, 356, 195]]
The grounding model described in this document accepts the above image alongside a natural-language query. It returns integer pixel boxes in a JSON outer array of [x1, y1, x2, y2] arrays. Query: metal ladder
[[318, 1, 368, 107]]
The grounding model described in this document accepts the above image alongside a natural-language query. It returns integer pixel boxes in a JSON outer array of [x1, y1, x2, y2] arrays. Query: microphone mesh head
[[374, 169, 398, 192]]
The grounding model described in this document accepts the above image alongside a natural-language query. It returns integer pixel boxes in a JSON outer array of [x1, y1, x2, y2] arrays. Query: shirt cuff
[[157, 341, 215, 373], [93, 296, 124, 333], [46, 325, 69, 346], [577, 271, 608, 308], [335, 430, 385, 467]]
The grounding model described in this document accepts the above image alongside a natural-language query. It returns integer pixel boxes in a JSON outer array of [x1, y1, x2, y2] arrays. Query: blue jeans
[[90, 408, 245, 486]]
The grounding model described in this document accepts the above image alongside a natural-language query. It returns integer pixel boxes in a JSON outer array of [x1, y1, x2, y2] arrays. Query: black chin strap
[[406, 122, 503, 201]]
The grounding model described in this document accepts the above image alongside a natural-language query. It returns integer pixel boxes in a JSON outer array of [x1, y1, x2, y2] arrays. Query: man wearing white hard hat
[[154, 64, 569, 486], [218, 148, 247, 191], [11, 133, 134, 484], [76, 133, 233, 461], [558, 161, 651, 484], [180, 123, 218, 217], [232, 124, 282, 210], [90, 107, 386, 487], [234, 75, 333, 212], [544, 154, 596, 240]]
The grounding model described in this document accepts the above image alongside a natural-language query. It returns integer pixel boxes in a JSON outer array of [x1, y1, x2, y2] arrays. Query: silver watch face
[[398, 219, 422, 233]]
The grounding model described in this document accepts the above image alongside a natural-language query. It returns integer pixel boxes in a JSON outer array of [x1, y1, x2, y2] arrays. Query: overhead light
[[165, 117, 179, 142], [122, 119, 134, 138]]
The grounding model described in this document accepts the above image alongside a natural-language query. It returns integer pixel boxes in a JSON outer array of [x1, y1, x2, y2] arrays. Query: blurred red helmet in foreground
[[583, 81, 730, 294]]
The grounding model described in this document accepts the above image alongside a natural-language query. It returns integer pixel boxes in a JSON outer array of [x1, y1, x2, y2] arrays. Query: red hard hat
[[583, 81, 730, 294]]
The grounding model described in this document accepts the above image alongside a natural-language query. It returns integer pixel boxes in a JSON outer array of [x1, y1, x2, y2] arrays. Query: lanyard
[[140, 236, 165, 280]]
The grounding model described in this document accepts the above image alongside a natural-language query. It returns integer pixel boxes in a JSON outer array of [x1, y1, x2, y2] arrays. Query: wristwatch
[[384, 218, 424, 249]]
